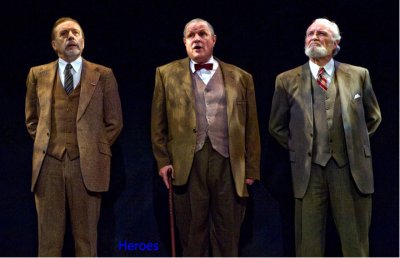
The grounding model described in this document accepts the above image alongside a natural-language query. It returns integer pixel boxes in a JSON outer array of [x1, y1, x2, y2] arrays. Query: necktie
[[194, 63, 213, 71], [317, 67, 328, 91], [64, 63, 74, 95]]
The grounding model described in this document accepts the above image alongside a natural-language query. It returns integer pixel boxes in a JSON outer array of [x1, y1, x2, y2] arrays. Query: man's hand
[[159, 165, 174, 189], [245, 178, 255, 185]]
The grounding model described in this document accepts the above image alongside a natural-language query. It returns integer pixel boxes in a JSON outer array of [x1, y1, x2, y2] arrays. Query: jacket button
[[308, 152, 311, 157], [42, 150, 46, 154], [193, 128, 197, 133]]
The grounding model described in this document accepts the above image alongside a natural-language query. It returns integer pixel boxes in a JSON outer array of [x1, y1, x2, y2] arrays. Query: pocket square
[[354, 93, 361, 99]]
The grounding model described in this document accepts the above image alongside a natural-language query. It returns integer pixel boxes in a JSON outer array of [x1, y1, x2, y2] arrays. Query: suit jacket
[[269, 61, 381, 198], [151, 57, 260, 197], [25, 59, 123, 192]]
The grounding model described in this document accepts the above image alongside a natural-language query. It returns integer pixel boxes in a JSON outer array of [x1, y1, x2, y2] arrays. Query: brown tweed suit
[[25, 59, 123, 256]]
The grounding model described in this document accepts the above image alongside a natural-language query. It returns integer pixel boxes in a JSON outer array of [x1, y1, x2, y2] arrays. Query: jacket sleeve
[[151, 67, 171, 170], [245, 74, 261, 180], [269, 74, 290, 149], [25, 68, 39, 140], [362, 69, 381, 137], [103, 68, 123, 145]]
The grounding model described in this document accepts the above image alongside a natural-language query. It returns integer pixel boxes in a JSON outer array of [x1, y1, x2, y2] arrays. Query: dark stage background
[[0, 0, 398, 256]]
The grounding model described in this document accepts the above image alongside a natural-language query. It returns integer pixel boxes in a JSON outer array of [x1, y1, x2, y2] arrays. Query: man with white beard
[[269, 18, 381, 257]]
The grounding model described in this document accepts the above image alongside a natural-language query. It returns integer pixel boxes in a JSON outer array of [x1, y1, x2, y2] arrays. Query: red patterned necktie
[[194, 63, 213, 71], [317, 67, 328, 91]]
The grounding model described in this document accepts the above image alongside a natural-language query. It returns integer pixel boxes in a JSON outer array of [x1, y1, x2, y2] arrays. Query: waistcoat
[[47, 72, 81, 160], [192, 67, 229, 157], [311, 73, 348, 167]]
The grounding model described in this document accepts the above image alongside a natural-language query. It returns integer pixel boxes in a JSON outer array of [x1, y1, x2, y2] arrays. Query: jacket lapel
[[77, 59, 100, 121], [300, 63, 314, 127], [179, 58, 195, 101], [335, 61, 352, 125], [336, 61, 352, 102], [37, 61, 58, 121], [218, 60, 236, 126]]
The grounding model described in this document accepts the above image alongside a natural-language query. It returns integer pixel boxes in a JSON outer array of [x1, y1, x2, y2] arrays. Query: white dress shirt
[[58, 57, 83, 89], [309, 58, 335, 87], [190, 56, 219, 85]]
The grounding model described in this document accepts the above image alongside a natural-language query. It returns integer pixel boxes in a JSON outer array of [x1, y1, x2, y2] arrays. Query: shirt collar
[[309, 58, 335, 78], [58, 57, 83, 72], [190, 56, 218, 73]]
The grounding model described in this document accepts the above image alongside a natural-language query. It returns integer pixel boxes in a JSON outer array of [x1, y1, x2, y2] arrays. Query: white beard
[[305, 45, 328, 58]]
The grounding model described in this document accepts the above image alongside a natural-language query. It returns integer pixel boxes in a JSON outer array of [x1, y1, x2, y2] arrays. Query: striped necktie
[[317, 67, 328, 91], [64, 63, 74, 95]]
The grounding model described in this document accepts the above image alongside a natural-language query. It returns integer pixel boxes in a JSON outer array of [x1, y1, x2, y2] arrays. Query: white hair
[[309, 18, 342, 56], [313, 18, 341, 41]]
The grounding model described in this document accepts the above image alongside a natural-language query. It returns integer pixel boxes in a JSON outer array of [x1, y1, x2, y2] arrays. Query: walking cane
[[168, 169, 176, 257]]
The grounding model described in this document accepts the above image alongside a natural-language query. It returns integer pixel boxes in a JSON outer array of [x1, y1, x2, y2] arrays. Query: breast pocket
[[350, 97, 362, 105], [350, 97, 366, 124]]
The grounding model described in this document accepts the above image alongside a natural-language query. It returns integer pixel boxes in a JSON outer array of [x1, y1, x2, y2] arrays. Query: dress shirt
[[190, 56, 219, 85], [58, 57, 83, 89], [309, 58, 335, 86]]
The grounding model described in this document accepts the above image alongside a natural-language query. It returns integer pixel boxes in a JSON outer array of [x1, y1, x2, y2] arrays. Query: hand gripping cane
[[168, 169, 176, 257]]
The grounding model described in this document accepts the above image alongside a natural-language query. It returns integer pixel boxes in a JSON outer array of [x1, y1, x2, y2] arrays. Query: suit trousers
[[34, 154, 101, 257], [173, 139, 247, 256], [295, 159, 371, 257]]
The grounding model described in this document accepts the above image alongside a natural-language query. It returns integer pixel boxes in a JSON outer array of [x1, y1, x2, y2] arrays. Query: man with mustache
[[25, 17, 123, 256], [151, 18, 260, 256], [269, 18, 381, 256]]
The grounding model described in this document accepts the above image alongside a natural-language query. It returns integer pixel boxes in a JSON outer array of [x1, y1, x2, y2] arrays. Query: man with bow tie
[[269, 18, 381, 256], [151, 18, 260, 256]]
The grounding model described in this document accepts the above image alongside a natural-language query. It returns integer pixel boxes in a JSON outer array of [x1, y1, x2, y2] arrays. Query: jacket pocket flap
[[98, 142, 112, 156], [363, 145, 371, 157], [289, 150, 296, 162]]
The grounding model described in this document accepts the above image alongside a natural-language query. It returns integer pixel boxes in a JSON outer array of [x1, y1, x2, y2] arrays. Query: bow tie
[[194, 63, 213, 71]]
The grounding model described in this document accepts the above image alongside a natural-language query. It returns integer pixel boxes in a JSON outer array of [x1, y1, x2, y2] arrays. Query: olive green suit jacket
[[269, 61, 381, 198], [25, 59, 123, 192], [151, 57, 260, 197]]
